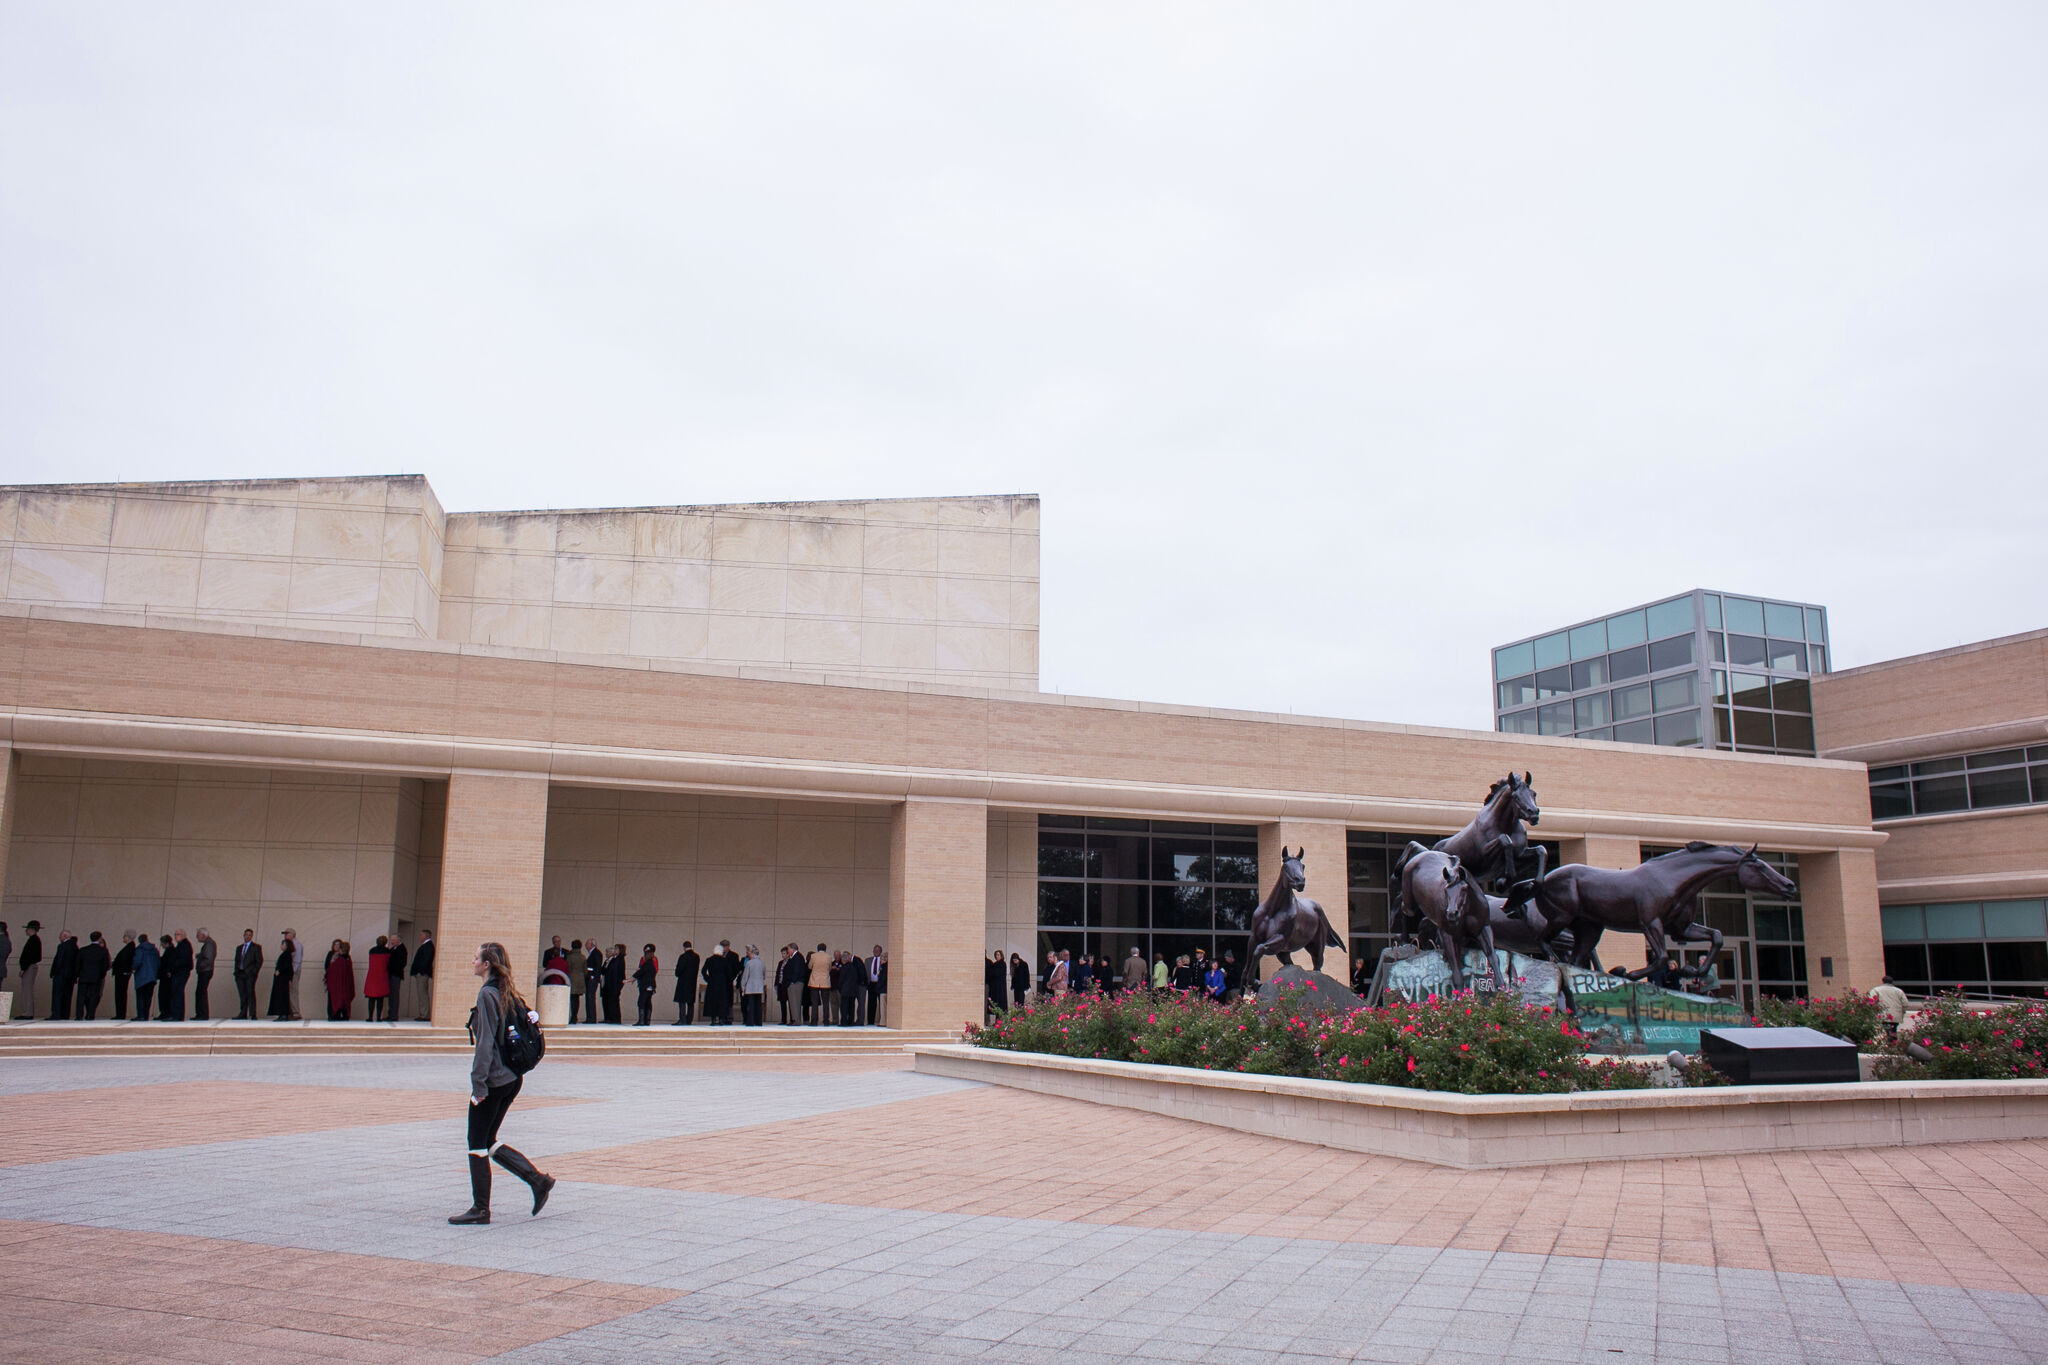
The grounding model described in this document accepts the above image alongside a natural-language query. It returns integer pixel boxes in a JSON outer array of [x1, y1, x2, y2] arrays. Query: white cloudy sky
[[3, 3, 2043, 729]]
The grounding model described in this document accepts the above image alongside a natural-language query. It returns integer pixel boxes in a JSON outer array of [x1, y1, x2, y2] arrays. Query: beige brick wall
[[1800, 848, 1885, 993], [890, 799, 987, 1032], [439, 495, 1039, 690], [1814, 628, 2048, 759], [431, 773, 549, 1027], [0, 756, 422, 1018], [985, 809, 1039, 963], [1253, 820, 1350, 981], [0, 477, 445, 641], [537, 787, 890, 967]]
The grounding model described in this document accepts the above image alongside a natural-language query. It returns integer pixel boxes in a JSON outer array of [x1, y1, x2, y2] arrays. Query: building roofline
[[1819, 625, 2048, 681]]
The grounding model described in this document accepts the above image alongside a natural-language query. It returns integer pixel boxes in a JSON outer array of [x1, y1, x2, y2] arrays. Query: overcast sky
[[3, 3, 2043, 729]]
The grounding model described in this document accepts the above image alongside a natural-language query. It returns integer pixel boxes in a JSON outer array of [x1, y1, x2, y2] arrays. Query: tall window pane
[[1648, 635, 1694, 672], [1727, 634, 1767, 668], [1614, 682, 1653, 719], [1571, 656, 1609, 690], [1771, 677, 1811, 713], [1734, 709, 1774, 748], [1570, 621, 1607, 659], [1767, 639, 1807, 672], [1498, 676, 1535, 709], [1724, 597, 1766, 634], [1575, 692, 1612, 728], [1702, 595, 1722, 629], [1538, 702, 1573, 736], [1652, 673, 1696, 712], [1655, 709, 1701, 747], [1494, 642, 1534, 679], [1608, 645, 1649, 681], [1535, 666, 1571, 699], [1646, 597, 1693, 639], [1773, 714, 1815, 753], [1607, 609, 1648, 648], [1764, 602, 1805, 638], [1534, 632, 1570, 669], [1804, 607, 1825, 641]]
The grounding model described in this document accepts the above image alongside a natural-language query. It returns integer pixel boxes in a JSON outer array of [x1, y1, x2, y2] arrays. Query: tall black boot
[[449, 1155, 491, 1224], [492, 1145, 556, 1216]]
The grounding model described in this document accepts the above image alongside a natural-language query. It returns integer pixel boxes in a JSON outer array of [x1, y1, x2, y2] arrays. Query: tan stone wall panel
[[431, 772, 548, 1026], [889, 798, 987, 1033]]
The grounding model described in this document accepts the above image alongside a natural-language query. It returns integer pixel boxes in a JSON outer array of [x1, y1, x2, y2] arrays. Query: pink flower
[[1459, 1043, 1471, 1052], [1406, 1056, 1417, 1073]]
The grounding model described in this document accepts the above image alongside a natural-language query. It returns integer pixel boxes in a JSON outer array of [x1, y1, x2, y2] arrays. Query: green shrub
[[1756, 992, 1884, 1047], [1871, 993, 2048, 1081]]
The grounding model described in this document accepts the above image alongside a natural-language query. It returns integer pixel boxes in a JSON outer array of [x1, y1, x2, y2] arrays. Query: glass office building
[[1492, 590, 1829, 755]]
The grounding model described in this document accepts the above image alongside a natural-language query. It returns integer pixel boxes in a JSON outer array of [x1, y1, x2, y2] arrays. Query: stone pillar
[[888, 798, 987, 1035], [1559, 834, 1644, 975], [1253, 820, 1350, 981], [1798, 848, 1883, 996], [431, 773, 549, 1028], [0, 748, 16, 1018]]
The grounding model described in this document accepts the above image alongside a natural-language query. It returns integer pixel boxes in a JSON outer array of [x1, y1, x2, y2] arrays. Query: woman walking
[[449, 941, 555, 1225]]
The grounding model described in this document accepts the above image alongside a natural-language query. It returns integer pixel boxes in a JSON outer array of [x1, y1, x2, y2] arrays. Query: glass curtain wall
[[1493, 591, 1825, 756], [1880, 901, 2048, 999], [1641, 845, 1807, 1005], [1036, 816, 1259, 987]]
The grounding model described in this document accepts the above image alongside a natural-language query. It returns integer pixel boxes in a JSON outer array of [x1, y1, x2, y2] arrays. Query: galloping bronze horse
[[1392, 771, 1546, 938], [1243, 847, 1344, 991], [1524, 841, 1797, 974], [1397, 844, 1508, 992]]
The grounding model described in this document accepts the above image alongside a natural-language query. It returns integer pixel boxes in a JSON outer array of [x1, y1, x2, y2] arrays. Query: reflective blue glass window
[[1702, 594, 1722, 629], [1810, 644, 1828, 674], [1985, 901, 2048, 940], [1498, 676, 1536, 709], [1533, 632, 1569, 669], [1728, 634, 1767, 668], [1613, 682, 1653, 720], [1767, 639, 1807, 671], [1711, 669, 1728, 699], [1645, 597, 1693, 640], [1724, 597, 1765, 634], [1880, 905, 1924, 941], [1606, 609, 1647, 648], [1535, 666, 1571, 699], [1609, 645, 1649, 681], [1538, 702, 1573, 736], [1575, 693, 1612, 728], [1571, 656, 1609, 691], [1569, 621, 1607, 659], [1924, 903, 1983, 940], [1654, 709, 1701, 746], [1765, 602, 1805, 638], [1494, 642, 1534, 679], [1804, 607, 1825, 641], [1578, 726, 1613, 742], [1614, 718, 1654, 744], [1648, 635, 1693, 673], [1500, 709, 1539, 735], [1652, 673, 1696, 711]]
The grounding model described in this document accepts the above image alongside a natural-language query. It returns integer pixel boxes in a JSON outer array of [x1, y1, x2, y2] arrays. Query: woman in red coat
[[325, 940, 356, 1021], [364, 936, 393, 1022]]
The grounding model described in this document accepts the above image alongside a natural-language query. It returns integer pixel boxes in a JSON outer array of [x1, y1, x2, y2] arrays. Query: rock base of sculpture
[[1256, 965, 1364, 1016], [1379, 949, 1749, 1053]]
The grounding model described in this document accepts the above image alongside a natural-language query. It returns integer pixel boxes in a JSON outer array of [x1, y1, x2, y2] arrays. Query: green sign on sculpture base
[[1379, 947, 1748, 1054]]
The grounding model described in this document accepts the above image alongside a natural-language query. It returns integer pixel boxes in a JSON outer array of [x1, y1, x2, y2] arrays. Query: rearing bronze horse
[[1392, 771, 1546, 938], [1242, 847, 1344, 992]]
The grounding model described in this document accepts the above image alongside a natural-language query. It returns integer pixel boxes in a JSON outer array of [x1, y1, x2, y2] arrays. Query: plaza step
[[0, 1021, 958, 1059]]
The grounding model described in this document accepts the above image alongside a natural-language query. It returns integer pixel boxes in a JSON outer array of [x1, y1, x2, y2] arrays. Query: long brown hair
[[477, 941, 528, 1016]]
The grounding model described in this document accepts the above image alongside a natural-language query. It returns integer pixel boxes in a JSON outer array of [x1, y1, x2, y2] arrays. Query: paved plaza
[[2, 1052, 2046, 1364]]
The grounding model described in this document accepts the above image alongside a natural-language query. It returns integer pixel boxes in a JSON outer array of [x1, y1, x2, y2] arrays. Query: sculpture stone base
[[1256, 965, 1363, 1016]]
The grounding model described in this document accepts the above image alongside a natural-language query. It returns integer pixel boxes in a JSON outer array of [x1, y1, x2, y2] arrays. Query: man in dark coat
[[583, 940, 603, 1024], [193, 928, 217, 1020], [16, 921, 42, 1020], [387, 935, 407, 1018], [160, 931, 194, 1021], [409, 930, 435, 1021], [232, 929, 264, 1020], [866, 946, 886, 1026], [673, 941, 700, 1025], [48, 931, 80, 1020], [837, 951, 868, 1027], [601, 945, 626, 1024], [74, 931, 112, 1019], [111, 931, 135, 1020], [700, 940, 735, 1026]]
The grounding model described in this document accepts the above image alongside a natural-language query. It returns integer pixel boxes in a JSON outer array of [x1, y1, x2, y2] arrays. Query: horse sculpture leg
[[1476, 921, 1508, 993], [1674, 922, 1724, 978]]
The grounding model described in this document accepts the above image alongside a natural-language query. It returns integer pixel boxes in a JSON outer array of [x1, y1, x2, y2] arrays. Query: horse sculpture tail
[[1323, 910, 1343, 952]]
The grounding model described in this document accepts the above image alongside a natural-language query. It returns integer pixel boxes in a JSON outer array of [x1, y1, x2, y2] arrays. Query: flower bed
[[967, 987, 1660, 1095], [1875, 994, 2048, 1080]]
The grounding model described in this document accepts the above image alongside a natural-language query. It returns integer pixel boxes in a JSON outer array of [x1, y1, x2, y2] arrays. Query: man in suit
[[566, 939, 587, 1023], [232, 929, 264, 1019], [408, 930, 434, 1020], [866, 945, 886, 1026], [388, 934, 407, 1017], [48, 931, 80, 1020], [111, 931, 135, 1019], [583, 939, 603, 1025], [283, 929, 304, 1020], [161, 931, 194, 1021], [74, 931, 111, 1020], [193, 928, 217, 1021], [15, 920, 42, 1019], [837, 951, 867, 1027], [673, 941, 700, 1025]]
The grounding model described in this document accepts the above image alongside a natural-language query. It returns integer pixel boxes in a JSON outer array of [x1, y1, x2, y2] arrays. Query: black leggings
[[469, 1076, 522, 1154]]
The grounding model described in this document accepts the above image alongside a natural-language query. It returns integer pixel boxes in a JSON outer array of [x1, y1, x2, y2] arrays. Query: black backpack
[[468, 989, 547, 1075]]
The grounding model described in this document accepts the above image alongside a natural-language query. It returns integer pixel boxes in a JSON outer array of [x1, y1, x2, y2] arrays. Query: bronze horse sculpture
[[1397, 843, 1509, 992], [1242, 847, 1344, 991], [1392, 771, 1546, 939], [1521, 841, 1797, 976]]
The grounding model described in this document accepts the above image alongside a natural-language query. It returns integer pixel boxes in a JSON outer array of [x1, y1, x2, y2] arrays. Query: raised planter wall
[[911, 1044, 2048, 1169]]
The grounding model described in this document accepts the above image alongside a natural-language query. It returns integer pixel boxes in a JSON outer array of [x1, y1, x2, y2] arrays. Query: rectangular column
[[888, 798, 987, 1034], [1253, 820, 1350, 980], [1798, 848, 1883, 996], [431, 772, 549, 1027], [1559, 835, 1644, 974], [0, 748, 17, 1018]]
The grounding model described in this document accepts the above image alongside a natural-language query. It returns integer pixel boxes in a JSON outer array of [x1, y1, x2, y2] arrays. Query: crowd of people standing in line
[[0, 919, 436, 1024], [539, 938, 889, 1027], [986, 945, 1247, 1017]]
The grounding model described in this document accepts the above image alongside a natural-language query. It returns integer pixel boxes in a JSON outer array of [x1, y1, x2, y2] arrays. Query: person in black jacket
[[111, 931, 136, 1020], [1010, 952, 1029, 1011], [600, 945, 626, 1024], [161, 931, 194, 1021], [632, 945, 658, 1026], [984, 951, 1006, 1021], [582, 940, 603, 1025], [837, 951, 867, 1027], [410, 931, 436, 1021], [449, 940, 555, 1226], [48, 931, 80, 1021], [17, 921, 43, 1020], [232, 930, 264, 1020], [73, 931, 111, 1019], [700, 940, 736, 1025], [672, 941, 700, 1025]]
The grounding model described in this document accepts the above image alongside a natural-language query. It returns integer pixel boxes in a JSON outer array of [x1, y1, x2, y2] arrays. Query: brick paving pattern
[[0, 1052, 2043, 1363]]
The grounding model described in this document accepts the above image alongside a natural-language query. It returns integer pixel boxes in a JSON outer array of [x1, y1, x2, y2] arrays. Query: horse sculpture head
[[1486, 770, 1540, 827], [1279, 847, 1307, 892], [1733, 843, 1798, 898], [1439, 859, 1488, 930]]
